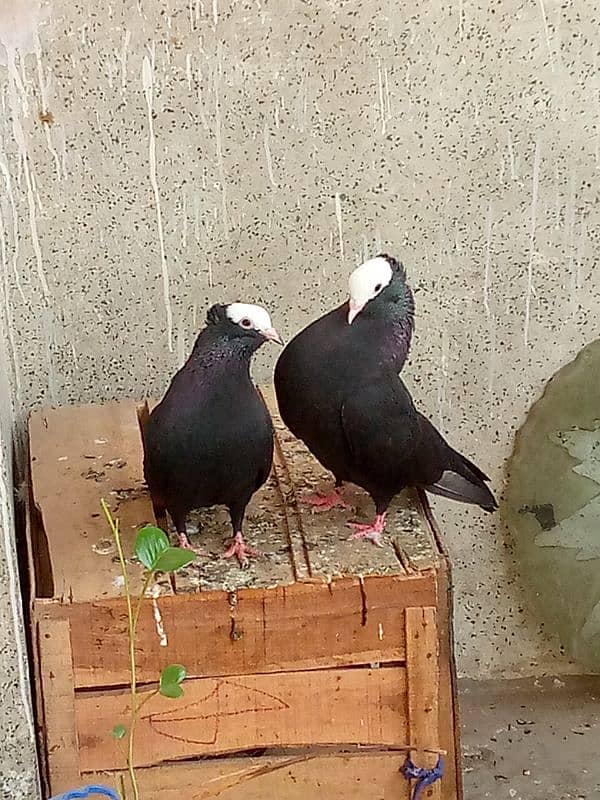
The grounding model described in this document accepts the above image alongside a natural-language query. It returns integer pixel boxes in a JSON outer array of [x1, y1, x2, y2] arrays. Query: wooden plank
[[34, 574, 436, 687], [29, 402, 151, 602], [405, 607, 441, 799], [419, 488, 462, 800], [86, 752, 411, 799], [75, 667, 408, 771], [37, 618, 80, 795], [436, 559, 463, 800]]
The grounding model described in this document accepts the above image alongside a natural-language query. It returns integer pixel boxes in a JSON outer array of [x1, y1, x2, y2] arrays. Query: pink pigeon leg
[[223, 531, 261, 568], [302, 486, 352, 512], [176, 532, 203, 555], [346, 512, 387, 547]]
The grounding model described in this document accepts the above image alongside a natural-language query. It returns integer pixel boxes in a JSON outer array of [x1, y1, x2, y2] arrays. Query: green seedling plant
[[101, 499, 195, 800]]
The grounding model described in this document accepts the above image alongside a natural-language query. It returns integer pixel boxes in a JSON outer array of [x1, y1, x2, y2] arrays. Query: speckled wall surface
[[0, 0, 598, 725], [0, 282, 39, 794]]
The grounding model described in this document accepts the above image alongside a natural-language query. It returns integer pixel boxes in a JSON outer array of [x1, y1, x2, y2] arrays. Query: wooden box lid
[[28, 387, 440, 605]]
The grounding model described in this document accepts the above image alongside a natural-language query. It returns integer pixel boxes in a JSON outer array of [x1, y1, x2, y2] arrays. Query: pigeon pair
[[143, 255, 496, 567]]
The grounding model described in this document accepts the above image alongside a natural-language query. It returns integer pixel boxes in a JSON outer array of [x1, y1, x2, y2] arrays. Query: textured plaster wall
[[0, 10, 598, 773], [0, 280, 38, 794]]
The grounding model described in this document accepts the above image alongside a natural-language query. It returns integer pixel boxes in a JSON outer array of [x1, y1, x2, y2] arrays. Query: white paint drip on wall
[[0, 159, 25, 304], [0, 1, 51, 300], [118, 29, 131, 91], [35, 52, 62, 181], [483, 201, 497, 402], [142, 52, 174, 353], [507, 130, 516, 179], [180, 189, 188, 249], [263, 123, 278, 188], [214, 47, 229, 235], [186, 52, 193, 89], [0, 206, 22, 403], [538, 0, 554, 70], [524, 140, 541, 347], [377, 62, 391, 135], [334, 192, 344, 260], [483, 201, 493, 319]]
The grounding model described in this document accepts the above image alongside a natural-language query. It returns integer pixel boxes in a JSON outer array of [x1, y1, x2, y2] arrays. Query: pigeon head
[[206, 302, 283, 351], [347, 254, 414, 327]]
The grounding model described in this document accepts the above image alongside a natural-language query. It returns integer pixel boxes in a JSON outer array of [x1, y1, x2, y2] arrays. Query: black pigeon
[[143, 302, 282, 566], [274, 254, 496, 545]]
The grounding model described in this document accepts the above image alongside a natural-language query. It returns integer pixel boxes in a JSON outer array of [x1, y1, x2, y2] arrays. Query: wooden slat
[[29, 402, 151, 602], [34, 574, 436, 687], [75, 667, 408, 771], [37, 618, 80, 795], [405, 607, 441, 799], [419, 488, 463, 800], [87, 752, 411, 799], [435, 559, 463, 800]]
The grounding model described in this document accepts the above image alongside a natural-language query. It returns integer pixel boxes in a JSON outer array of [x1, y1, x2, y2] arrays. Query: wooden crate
[[27, 388, 462, 800]]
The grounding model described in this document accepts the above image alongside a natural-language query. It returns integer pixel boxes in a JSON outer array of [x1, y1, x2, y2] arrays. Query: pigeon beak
[[347, 299, 364, 325], [263, 327, 284, 345]]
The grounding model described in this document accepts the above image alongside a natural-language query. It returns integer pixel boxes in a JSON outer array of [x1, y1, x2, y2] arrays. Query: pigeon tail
[[426, 452, 497, 513]]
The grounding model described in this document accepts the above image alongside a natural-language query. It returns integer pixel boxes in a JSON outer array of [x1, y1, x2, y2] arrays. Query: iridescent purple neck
[[377, 317, 413, 371]]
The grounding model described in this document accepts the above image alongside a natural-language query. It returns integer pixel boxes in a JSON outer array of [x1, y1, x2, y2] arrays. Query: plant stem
[[136, 688, 159, 716], [101, 499, 141, 800]]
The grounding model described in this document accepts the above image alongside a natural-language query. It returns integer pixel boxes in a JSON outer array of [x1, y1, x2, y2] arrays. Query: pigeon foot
[[347, 513, 387, 547], [224, 531, 260, 568], [177, 532, 202, 555], [302, 488, 352, 513]]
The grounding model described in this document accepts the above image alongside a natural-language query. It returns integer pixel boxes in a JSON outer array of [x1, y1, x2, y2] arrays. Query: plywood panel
[[76, 667, 408, 771], [87, 752, 411, 800], [34, 575, 435, 686]]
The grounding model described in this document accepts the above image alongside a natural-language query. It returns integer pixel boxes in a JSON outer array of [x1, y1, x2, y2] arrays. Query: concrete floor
[[460, 676, 600, 799]]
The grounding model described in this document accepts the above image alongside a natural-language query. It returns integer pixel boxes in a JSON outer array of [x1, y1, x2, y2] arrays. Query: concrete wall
[[0, 275, 38, 794], [1, 4, 599, 783]]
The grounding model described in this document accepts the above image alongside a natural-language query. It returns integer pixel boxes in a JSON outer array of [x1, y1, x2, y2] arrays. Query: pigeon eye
[[240, 318, 252, 328], [374, 283, 382, 292]]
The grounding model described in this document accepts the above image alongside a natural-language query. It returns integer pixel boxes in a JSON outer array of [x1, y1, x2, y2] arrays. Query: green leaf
[[154, 546, 195, 573], [134, 525, 169, 570], [112, 723, 127, 739], [160, 663, 187, 699]]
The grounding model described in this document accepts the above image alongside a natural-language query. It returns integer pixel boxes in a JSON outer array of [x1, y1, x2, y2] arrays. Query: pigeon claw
[[224, 531, 260, 568], [346, 513, 387, 547], [177, 532, 202, 555], [302, 488, 352, 513]]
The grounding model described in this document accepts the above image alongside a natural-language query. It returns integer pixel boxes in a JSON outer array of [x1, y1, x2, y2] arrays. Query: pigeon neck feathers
[[357, 255, 414, 367], [187, 304, 262, 368]]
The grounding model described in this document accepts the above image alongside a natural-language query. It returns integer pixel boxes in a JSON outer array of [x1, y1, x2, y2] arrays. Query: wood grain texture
[[86, 752, 411, 800], [29, 394, 438, 603], [405, 606, 441, 799], [76, 667, 408, 770], [33, 574, 435, 687], [37, 618, 80, 795]]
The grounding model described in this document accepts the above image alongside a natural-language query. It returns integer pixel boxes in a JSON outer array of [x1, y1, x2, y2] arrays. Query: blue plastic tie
[[50, 786, 121, 800], [402, 755, 444, 800]]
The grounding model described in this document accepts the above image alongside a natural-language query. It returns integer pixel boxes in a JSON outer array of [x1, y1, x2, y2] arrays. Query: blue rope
[[402, 755, 444, 800], [50, 786, 121, 800]]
